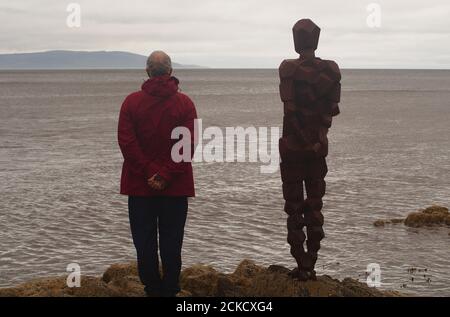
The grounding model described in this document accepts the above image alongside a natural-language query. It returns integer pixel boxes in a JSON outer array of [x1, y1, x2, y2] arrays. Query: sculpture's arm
[[280, 79, 311, 144]]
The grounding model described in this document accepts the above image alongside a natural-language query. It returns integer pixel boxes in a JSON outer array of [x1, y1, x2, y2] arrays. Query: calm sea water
[[0, 69, 449, 296]]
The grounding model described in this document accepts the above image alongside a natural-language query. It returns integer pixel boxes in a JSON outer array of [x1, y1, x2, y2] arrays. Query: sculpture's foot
[[288, 267, 299, 278], [289, 267, 316, 281], [307, 269, 317, 281], [298, 269, 317, 281], [297, 269, 310, 281]]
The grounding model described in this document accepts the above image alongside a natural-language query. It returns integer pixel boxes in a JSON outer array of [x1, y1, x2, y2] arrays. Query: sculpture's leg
[[281, 165, 307, 278], [285, 181, 306, 274], [302, 158, 328, 280]]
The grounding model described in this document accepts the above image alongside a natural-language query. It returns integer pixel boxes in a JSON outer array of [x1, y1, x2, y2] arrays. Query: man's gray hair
[[146, 51, 172, 77]]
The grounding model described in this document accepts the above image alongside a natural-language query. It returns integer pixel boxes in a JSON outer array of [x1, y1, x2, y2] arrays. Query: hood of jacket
[[141, 75, 179, 98]]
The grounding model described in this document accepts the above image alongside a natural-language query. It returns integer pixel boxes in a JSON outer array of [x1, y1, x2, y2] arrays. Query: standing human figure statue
[[278, 19, 341, 281]]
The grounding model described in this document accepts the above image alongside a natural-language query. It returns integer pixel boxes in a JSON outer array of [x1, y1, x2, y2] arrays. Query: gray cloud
[[0, 0, 449, 68]]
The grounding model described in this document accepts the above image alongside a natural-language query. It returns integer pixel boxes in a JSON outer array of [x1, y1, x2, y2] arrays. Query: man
[[118, 51, 197, 297]]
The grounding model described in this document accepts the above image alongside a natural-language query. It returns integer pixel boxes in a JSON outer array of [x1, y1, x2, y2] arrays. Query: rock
[[373, 220, 386, 227], [267, 265, 291, 275], [102, 262, 138, 283], [179, 260, 400, 297], [179, 264, 220, 297], [176, 289, 192, 297], [404, 206, 450, 228], [233, 259, 264, 278], [0, 259, 401, 297], [106, 275, 146, 297], [374, 205, 449, 229], [0, 276, 122, 297]]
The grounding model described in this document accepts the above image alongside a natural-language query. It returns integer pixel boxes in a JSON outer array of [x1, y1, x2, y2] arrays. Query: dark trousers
[[128, 196, 188, 296]]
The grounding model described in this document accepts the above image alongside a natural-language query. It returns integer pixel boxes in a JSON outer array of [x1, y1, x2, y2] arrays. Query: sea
[[0, 69, 449, 296]]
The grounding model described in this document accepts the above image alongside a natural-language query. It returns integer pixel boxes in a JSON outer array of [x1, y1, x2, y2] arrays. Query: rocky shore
[[0, 260, 401, 297]]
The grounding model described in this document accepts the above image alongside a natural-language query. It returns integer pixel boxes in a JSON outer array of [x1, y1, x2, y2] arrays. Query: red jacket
[[118, 75, 196, 197]]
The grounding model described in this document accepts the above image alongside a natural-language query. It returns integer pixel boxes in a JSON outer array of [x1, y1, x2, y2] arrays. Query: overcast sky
[[0, 0, 449, 68]]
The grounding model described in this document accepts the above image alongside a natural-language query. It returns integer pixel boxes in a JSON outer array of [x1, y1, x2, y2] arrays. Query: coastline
[[0, 259, 402, 297]]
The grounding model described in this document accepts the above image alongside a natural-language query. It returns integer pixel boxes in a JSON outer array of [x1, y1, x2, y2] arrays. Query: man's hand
[[148, 174, 168, 191]]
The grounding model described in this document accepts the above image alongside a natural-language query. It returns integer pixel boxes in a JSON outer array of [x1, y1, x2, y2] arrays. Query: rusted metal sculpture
[[279, 19, 341, 281]]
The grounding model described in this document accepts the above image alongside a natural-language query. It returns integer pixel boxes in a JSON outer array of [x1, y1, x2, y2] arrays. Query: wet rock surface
[[374, 205, 450, 229], [0, 259, 401, 297], [404, 206, 450, 228]]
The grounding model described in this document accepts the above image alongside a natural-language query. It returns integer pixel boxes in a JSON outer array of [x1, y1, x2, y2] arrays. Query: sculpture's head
[[293, 19, 320, 58]]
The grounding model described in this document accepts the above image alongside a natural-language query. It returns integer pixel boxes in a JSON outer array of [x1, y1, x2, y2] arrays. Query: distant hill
[[0, 50, 204, 70]]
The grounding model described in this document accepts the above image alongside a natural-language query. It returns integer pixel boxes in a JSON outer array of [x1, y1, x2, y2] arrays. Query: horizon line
[[0, 67, 449, 71], [0, 50, 448, 70]]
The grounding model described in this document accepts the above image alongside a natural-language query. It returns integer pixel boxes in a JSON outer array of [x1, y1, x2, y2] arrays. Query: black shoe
[[144, 286, 162, 297], [161, 291, 177, 297]]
